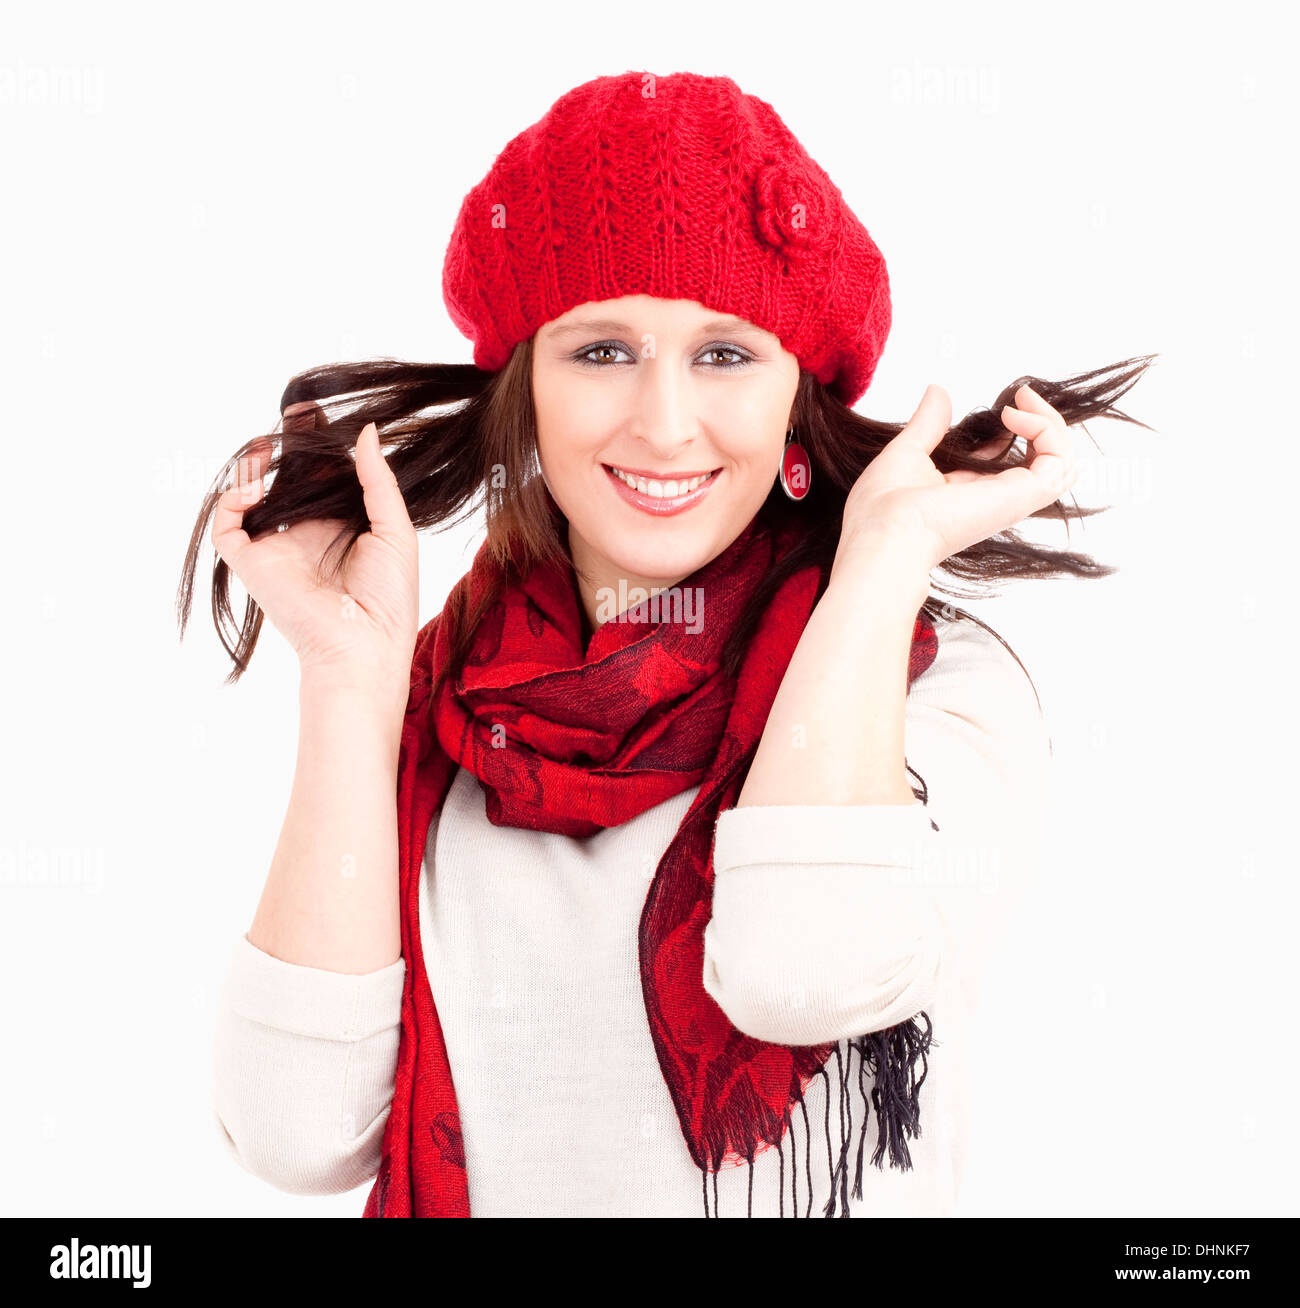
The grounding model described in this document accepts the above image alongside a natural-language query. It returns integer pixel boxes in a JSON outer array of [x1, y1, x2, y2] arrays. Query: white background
[[3, 0, 1295, 1217]]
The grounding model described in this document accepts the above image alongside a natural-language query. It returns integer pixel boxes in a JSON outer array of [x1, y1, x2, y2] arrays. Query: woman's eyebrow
[[546, 315, 764, 339]]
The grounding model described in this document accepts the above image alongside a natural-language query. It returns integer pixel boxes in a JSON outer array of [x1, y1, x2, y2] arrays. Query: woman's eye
[[574, 343, 632, 368], [573, 343, 752, 369], [701, 346, 750, 369]]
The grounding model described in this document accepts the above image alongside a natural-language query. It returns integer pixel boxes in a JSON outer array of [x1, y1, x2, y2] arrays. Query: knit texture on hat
[[441, 69, 891, 407]]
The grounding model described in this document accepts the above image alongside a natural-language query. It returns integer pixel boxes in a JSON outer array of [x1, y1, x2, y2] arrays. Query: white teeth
[[610, 467, 713, 497]]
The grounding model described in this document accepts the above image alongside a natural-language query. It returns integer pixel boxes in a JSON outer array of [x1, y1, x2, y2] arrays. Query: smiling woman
[[532, 295, 803, 611], [177, 68, 1154, 1219]]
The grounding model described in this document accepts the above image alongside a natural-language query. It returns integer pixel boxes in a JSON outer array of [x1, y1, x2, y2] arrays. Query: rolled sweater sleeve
[[211, 933, 405, 1195], [701, 614, 1052, 1047]]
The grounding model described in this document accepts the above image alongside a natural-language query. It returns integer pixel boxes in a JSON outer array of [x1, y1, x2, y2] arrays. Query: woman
[[178, 70, 1152, 1217]]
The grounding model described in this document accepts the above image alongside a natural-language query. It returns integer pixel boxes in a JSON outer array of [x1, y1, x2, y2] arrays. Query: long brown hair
[[175, 340, 1155, 732]]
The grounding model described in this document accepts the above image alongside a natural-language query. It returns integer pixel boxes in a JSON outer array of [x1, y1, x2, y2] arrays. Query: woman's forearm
[[735, 547, 930, 809], [245, 674, 406, 974]]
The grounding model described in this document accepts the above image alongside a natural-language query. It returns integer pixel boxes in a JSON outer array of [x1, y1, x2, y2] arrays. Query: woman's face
[[531, 294, 801, 626]]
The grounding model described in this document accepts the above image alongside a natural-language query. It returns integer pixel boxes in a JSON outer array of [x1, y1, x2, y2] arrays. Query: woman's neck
[[568, 526, 682, 639]]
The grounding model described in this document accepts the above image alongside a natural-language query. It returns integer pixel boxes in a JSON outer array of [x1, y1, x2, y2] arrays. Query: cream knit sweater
[[211, 613, 1051, 1217]]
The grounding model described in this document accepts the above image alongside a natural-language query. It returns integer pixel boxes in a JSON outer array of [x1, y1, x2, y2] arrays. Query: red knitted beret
[[441, 70, 892, 408]]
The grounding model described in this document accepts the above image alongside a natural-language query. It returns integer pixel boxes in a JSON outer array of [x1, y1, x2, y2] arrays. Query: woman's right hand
[[210, 402, 420, 706]]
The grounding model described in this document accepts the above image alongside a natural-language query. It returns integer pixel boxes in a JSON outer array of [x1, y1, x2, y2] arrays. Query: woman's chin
[[581, 529, 712, 590]]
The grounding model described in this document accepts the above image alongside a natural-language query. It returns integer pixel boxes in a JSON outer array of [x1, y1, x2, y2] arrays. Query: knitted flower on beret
[[752, 155, 837, 269], [442, 70, 892, 407]]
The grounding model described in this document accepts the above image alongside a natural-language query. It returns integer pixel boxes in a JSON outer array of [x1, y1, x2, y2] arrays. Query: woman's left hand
[[832, 382, 1077, 580]]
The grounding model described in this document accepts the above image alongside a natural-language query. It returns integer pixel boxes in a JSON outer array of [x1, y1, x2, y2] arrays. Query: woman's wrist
[[828, 531, 932, 609], [298, 664, 411, 739]]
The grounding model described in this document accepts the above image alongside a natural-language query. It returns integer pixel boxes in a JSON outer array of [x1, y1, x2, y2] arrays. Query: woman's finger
[[353, 422, 417, 546], [965, 431, 1016, 462], [282, 399, 326, 431], [210, 460, 265, 572], [942, 463, 1070, 545], [239, 437, 273, 483], [891, 383, 953, 458], [999, 384, 1075, 489]]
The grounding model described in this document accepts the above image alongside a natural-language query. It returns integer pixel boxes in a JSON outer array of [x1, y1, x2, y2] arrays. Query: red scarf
[[363, 509, 939, 1218]]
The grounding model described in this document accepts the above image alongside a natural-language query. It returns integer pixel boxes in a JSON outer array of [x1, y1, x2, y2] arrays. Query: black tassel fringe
[[698, 1012, 936, 1218]]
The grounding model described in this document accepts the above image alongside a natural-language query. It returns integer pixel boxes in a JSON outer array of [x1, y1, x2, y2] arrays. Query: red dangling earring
[[778, 427, 812, 501]]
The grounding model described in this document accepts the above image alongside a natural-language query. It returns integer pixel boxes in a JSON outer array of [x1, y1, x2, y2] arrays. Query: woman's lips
[[602, 464, 721, 516]]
